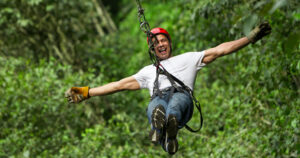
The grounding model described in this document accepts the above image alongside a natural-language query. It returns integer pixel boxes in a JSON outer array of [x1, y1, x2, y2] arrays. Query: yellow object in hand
[[65, 86, 90, 103]]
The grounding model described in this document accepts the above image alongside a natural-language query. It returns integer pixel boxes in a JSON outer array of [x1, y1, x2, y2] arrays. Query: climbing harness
[[135, 0, 203, 132], [153, 65, 203, 132]]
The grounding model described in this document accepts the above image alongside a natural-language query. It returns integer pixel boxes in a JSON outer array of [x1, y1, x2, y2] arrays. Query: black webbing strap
[[153, 65, 203, 133], [153, 66, 163, 98]]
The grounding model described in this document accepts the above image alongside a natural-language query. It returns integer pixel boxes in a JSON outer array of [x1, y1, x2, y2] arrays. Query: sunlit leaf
[[46, 5, 54, 12], [1, 8, 13, 13], [269, 0, 287, 14], [292, 12, 300, 20], [243, 14, 258, 35], [28, 0, 43, 6]]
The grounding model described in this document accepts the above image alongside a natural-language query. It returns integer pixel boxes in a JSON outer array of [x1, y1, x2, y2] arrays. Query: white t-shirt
[[133, 51, 206, 96]]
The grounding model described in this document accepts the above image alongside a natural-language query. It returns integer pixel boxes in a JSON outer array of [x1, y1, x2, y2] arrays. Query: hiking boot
[[149, 105, 166, 144], [149, 129, 161, 144], [165, 114, 178, 155], [165, 139, 178, 155]]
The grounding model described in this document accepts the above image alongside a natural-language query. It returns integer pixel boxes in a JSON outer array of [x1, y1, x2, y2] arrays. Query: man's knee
[[147, 98, 167, 115]]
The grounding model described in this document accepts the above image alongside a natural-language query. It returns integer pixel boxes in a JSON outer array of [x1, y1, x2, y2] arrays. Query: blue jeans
[[147, 89, 194, 129]]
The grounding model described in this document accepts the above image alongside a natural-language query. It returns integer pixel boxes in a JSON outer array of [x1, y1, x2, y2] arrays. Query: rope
[[135, 0, 160, 66]]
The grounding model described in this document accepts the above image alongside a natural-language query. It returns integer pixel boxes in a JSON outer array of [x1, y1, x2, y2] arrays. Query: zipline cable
[[135, 0, 160, 66]]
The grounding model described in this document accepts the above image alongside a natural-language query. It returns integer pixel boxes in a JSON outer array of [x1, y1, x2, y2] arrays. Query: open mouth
[[158, 48, 167, 54]]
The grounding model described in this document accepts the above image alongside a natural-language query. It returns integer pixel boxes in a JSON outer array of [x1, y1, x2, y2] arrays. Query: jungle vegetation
[[0, 0, 299, 157]]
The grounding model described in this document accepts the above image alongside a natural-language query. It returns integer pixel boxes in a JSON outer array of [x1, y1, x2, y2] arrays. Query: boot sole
[[151, 105, 166, 129], [150, 105, 166, 144], [165, 114, 178, 155], [166, 139, 178, 155], [166, 114, 178, 138]]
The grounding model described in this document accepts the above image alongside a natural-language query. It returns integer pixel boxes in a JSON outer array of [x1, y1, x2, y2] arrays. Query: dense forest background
[[0, 0, 299, 157]]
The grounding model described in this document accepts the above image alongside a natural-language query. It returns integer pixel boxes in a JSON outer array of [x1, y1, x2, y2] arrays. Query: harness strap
[[153, 66, 163, 99], [152, 65, 203, 133]]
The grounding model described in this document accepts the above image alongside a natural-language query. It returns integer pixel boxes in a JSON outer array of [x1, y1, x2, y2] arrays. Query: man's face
[[152, 34, 171, 60]]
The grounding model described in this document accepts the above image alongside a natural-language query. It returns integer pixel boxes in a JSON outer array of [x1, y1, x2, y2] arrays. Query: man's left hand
[[247, 22, 272, 44]]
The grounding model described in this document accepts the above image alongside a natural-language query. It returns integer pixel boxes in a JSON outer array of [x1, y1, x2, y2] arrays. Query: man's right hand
[[65, 86, 90, 103]]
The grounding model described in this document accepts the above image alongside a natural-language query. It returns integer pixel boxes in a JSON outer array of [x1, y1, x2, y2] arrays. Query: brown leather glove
[[247, 22, 272, 44], [65, 86, 90, 103]]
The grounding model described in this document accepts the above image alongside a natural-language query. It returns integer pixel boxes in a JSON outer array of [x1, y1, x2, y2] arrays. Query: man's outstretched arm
[[203, 37, 250, 64], [65, 76, 140, 103], [89, 76, 140, 96], [203, 22, 271, 64]]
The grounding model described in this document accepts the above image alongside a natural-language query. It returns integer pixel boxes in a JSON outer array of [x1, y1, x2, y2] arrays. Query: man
[[65, 22, 271, 155]]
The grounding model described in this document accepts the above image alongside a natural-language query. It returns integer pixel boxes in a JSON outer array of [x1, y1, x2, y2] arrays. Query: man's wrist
[[82, 86, 90, 99], [247, 28, 259, 43]]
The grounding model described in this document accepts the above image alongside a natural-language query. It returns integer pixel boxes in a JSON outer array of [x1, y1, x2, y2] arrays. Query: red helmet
[[147, 27, 171, 44]]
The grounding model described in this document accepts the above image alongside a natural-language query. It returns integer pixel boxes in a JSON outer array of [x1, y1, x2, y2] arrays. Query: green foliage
[[0, 0, 299, 157], [0, 56, 96, 156], [0, 0, 118, 68]]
